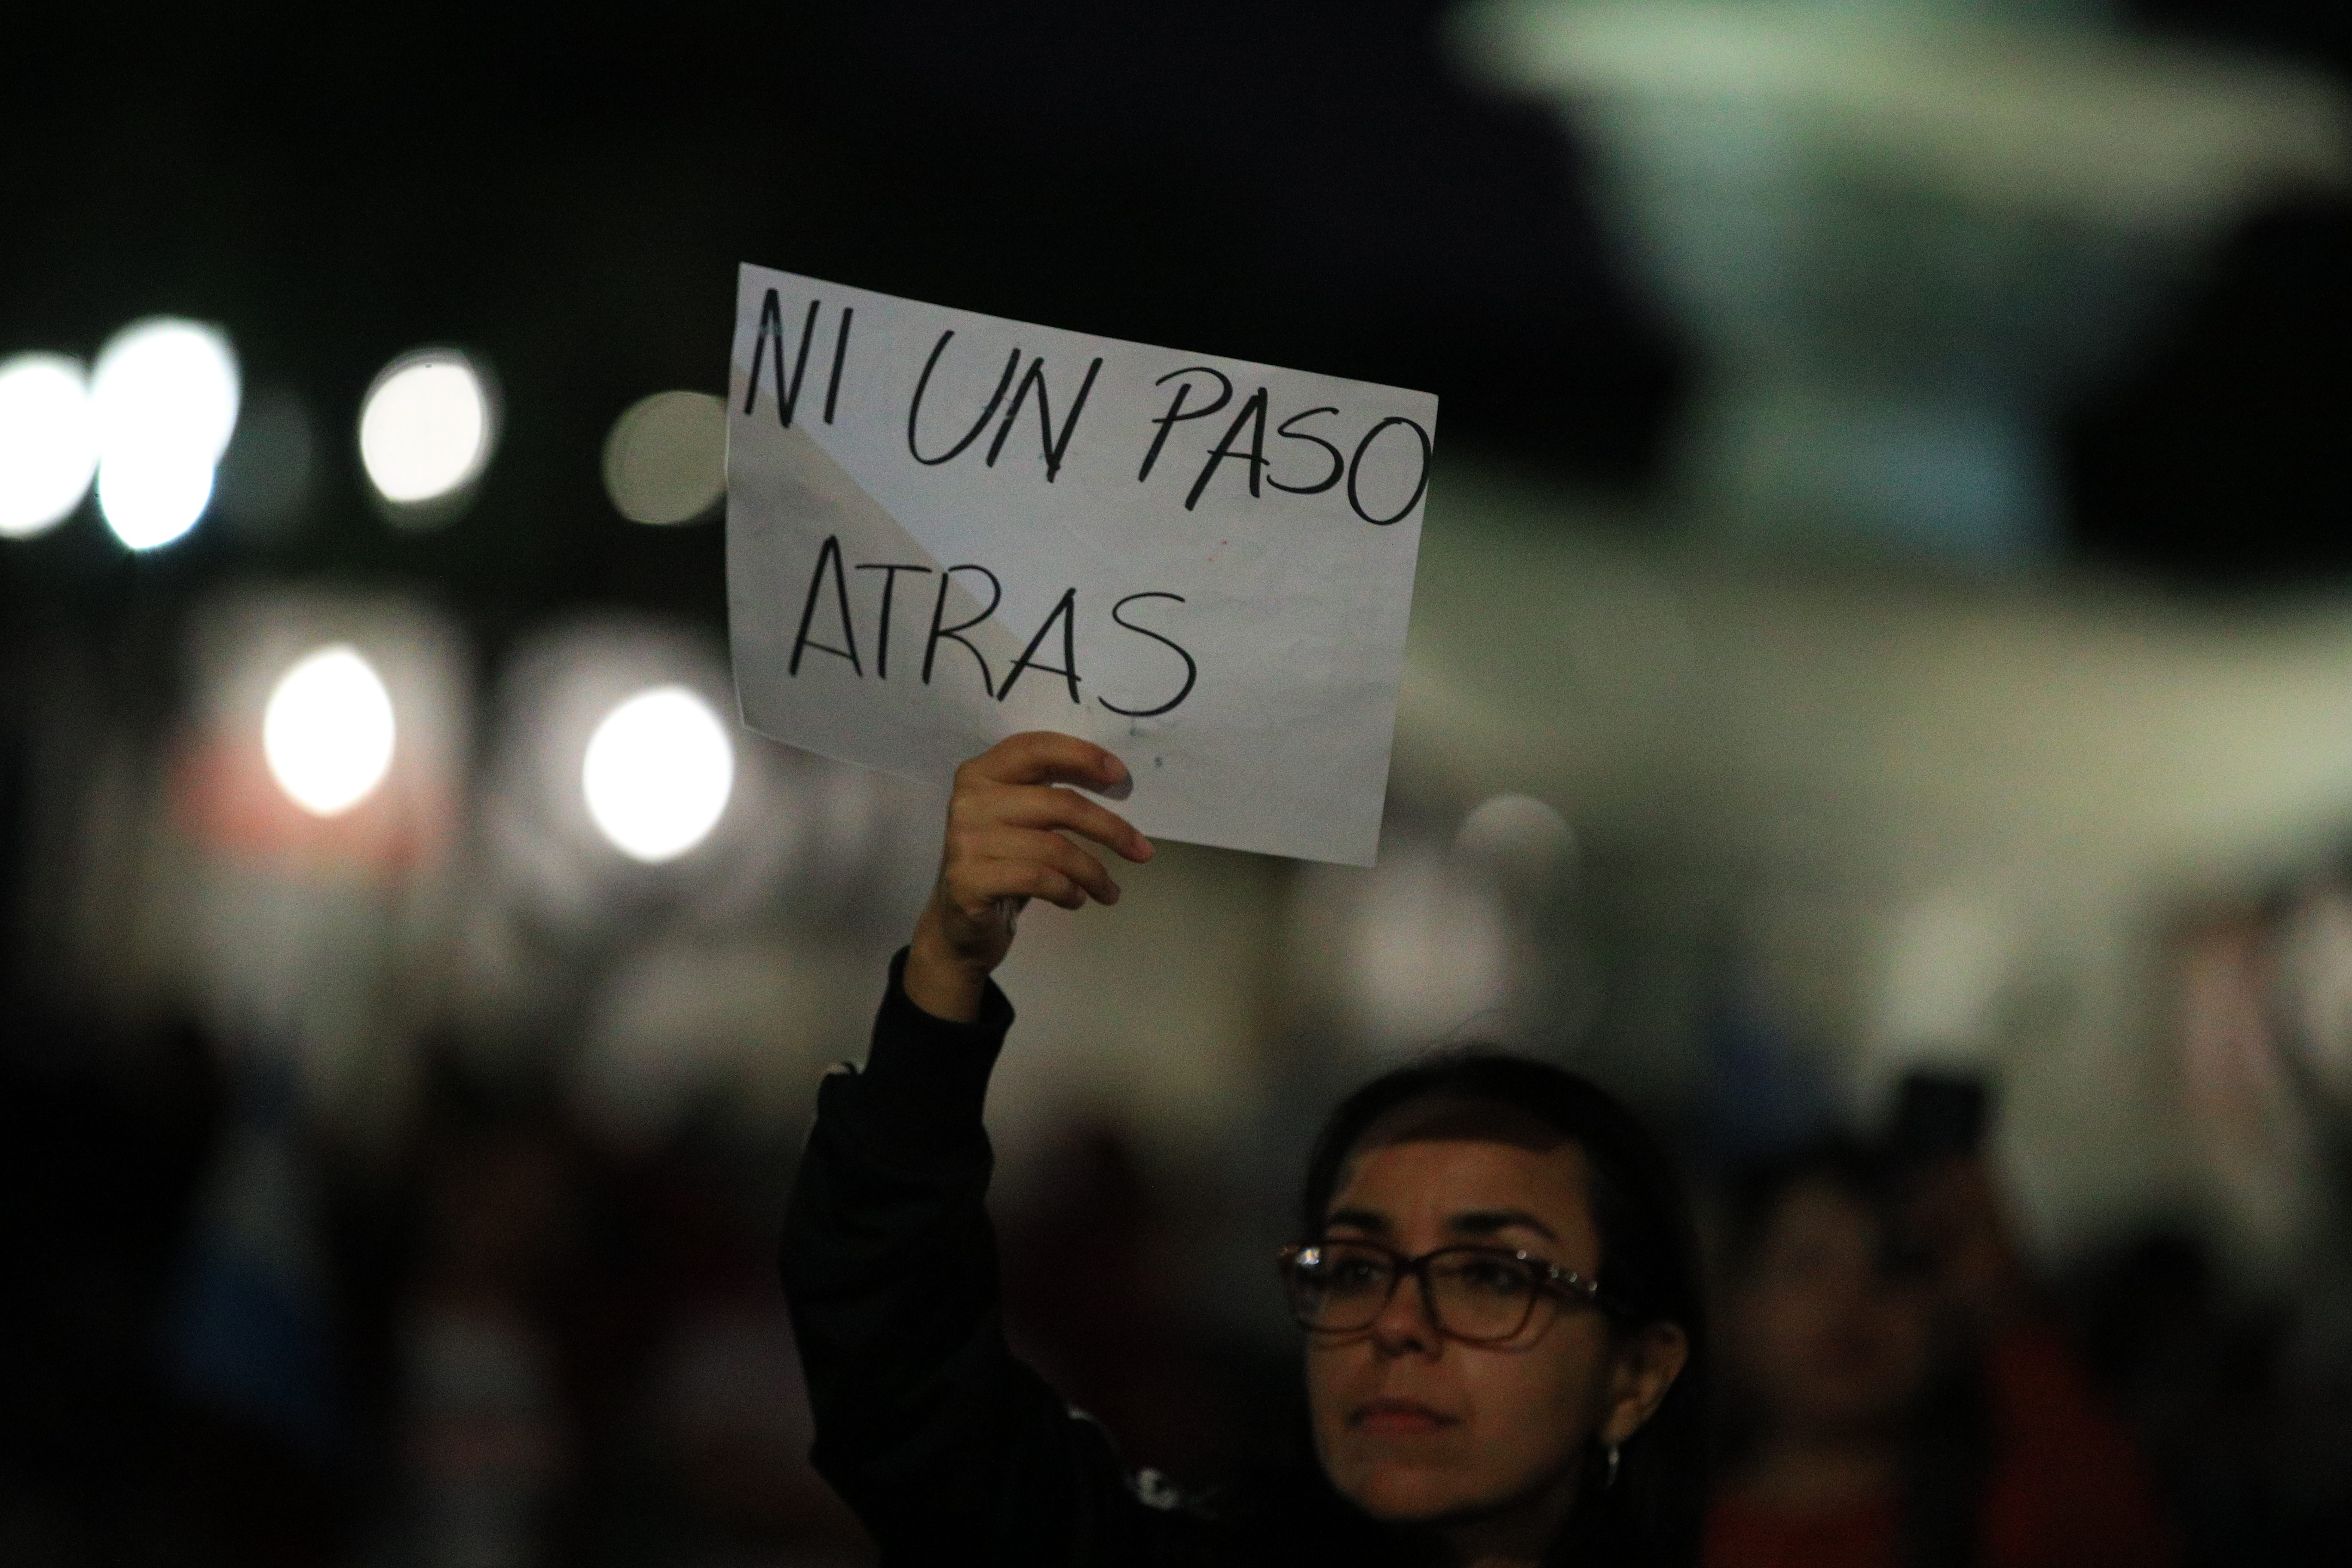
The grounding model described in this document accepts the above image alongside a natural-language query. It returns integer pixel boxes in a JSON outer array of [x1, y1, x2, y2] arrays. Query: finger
[[961, 731, 1130, 793], [1022, 829, 1121, 905], [990, 783, 1152, 862], [981, 860, 1088, 912], [943, 792, 1144, 873], [951, 827, 1121, 906]]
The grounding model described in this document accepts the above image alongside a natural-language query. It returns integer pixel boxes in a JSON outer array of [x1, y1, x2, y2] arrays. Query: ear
[[1599, 1322, 1689, 1446]]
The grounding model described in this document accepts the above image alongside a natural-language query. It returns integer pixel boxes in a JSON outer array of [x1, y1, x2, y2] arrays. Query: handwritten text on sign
[[725, 263, 1436, 866]]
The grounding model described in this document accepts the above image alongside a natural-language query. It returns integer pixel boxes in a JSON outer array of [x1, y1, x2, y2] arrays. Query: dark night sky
[[2, 0, 2349, 640]]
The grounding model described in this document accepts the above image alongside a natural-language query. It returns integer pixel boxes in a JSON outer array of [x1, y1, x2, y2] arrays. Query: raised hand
[[903, 732, 1153, 1022]]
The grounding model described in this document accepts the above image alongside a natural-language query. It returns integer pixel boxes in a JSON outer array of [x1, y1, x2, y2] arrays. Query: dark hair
[[1722, 1134, 1893, 1276], [1299, 1051, 1710, 1568]]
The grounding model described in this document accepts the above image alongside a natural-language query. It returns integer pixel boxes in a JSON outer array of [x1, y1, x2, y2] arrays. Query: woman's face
[[1304, 1104, 1683, 1535], [1731, 1179, 1933, 1439]]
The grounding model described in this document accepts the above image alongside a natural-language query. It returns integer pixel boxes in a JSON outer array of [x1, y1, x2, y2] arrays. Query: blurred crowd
[[2, 1012, 866, 1568], [6, 989, 2350, 1568]]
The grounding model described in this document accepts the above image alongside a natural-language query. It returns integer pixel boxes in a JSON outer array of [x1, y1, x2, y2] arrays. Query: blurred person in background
[[398, 1118, 582, 1568], [2063, 1230, 2352, 1568], [1705, 1121, 2174, 1568], [620, 1134, 870, 1567], [779, 732, 1709, 1567], [993, 1120, 1242, 1486]]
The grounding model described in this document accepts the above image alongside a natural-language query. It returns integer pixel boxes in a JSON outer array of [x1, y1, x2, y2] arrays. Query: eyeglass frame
[[1276, 1237, 1626, 1345]]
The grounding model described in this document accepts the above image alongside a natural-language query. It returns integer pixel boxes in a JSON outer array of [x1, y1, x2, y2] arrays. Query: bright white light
[[0, 354, 98, 539], [97, 456, 216, 550], [358, 351, 493, 505], [581, 686, 735, 863], [91, 318, 241, 551], [263, 644, 398, 817]]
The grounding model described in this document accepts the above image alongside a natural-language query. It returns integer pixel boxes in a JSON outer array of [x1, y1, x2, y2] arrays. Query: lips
[[1350, 1398, 1459, 1437]]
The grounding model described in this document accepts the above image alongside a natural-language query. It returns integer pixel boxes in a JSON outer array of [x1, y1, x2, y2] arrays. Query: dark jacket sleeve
[[778, 950, 1202, 1565]]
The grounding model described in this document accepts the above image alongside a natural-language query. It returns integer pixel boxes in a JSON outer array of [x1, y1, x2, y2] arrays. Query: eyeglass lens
[[1287, 1242, 1544, 1341]]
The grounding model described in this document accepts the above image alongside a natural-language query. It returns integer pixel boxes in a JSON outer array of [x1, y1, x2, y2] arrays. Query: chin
[[1335, 1459, 1494, 1525]]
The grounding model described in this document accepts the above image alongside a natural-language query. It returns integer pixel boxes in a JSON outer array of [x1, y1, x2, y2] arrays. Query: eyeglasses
[[1277, 1237, 1617, 1344]]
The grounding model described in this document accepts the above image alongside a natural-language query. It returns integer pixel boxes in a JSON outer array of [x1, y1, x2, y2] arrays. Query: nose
[[1367, 1266, 1442, 1360]]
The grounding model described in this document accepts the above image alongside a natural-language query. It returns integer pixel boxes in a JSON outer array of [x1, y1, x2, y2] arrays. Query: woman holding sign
[[778, 733, 1708, 1567]]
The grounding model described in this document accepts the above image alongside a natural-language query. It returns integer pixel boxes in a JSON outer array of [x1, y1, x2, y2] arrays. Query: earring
[[1605, 1442, 1621, 1491]]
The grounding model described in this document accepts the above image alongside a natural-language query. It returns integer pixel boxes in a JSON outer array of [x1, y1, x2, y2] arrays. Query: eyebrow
[[1320, 1208, 1561, 1243], [1447, 1209, 1560, 1243]]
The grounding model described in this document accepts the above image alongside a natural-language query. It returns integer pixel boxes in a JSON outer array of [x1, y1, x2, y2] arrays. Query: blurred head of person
[[1286, 1053, 1709, 1565], [1724, 1139, 1936, 1452]]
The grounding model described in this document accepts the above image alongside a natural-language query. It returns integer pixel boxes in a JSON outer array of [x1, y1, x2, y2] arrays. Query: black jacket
[[778, 952, 1409, 1567]]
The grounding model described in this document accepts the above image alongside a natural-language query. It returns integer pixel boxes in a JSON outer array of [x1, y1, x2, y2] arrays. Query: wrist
[[904, 907, 989, 1023]]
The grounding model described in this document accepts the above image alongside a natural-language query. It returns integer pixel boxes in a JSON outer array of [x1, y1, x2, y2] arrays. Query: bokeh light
[[0, 353, 98, 539], [602, 389, 727, 525], [358, 350, 495, 512], [1345, 845, 1513, 1050], [581, 685, 735, 863], [96, 459, 217, 551], [262, 643, 398, 817], [91, 318, 241, 551], [1454, 793, 1575, 882]]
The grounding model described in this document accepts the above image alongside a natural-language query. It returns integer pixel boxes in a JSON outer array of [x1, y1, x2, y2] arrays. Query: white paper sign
[[725, 263, 1436, 866]]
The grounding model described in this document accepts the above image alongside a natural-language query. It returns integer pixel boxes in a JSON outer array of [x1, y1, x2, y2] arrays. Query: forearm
[[778, 952, 1143, 1561], [780, 946, 1011, 1454], [905, 902, 992, 1023]]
